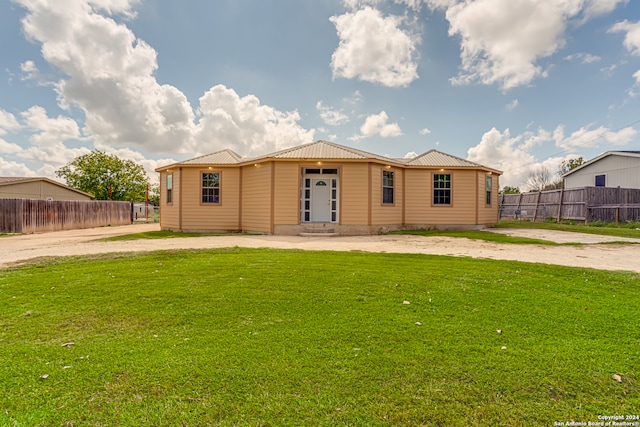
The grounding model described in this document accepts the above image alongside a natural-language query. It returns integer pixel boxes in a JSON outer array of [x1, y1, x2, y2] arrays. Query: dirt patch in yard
[[1, 224, 638, 273]]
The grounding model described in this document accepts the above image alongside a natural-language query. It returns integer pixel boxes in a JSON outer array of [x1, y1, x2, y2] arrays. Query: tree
[[56, 150, 149, 201], [500, 186, 520, 194], [559, 157, 584, 176], [525, 165, 562, 191]]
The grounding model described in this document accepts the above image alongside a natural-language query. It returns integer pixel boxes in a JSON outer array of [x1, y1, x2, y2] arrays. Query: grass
[[497, 220, 640, 239], [1, 249, 638, 426], [390, 229, 565, 245]]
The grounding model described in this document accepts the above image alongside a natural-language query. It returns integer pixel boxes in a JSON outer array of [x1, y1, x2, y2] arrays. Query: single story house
[[155, 140, 501, 235], [0, 177, 93, 201], [563, 151, 640, 189]]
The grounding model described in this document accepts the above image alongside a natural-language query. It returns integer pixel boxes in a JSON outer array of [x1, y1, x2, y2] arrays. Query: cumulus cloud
[[0, 110, 21, 135], [419, 127, 431, 135], [316, 101, 350, 126], [0, 157, 38, 177], [424, 0, 627, 90], [467, 122, 637, 189], [351, 111, 403, 140], [553, 124, 637, 150], [330, 7, 420, 87], [609, 20, 640, 83], [6, 0, 315, 179], [195, 85, 314, 155], [467, 127, 541, 188], [0, 139, 23, 154]]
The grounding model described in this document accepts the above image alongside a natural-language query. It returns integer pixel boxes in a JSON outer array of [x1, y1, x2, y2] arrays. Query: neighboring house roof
[[562, 151, 640, 178], [156, 140, 502, 173], [0, 177, 94, 198]]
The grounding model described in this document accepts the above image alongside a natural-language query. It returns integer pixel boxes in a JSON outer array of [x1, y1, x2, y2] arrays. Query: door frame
[[300, 167, 339, 223]]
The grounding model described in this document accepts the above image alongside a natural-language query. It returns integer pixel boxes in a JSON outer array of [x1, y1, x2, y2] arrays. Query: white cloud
[[0, 110, 21, 135], [564, 52, 601, 63], [506, 99, 519, 110], [430, 0, 627, 90], [356, 111, 403, 139], [330, 7, 420, 87], [403, 150, 418, 158], [609, 19, 640, 83], [583, 0, 628, 21], [21, 106, 81, 147], [316, 101, 350, 126], [10, 0, 316, 177], [467, 127, 541, 188], [468, 122, 637, 189], [553, 124, 637, 150], [0, 157, 38, 177], [419, 127, 431, 135], [196, 85, 314, 156], [609, 20, 640, 55], [343, 90, 363, 105], [343, 0, 381, 9], [0, 138, 23, 154]]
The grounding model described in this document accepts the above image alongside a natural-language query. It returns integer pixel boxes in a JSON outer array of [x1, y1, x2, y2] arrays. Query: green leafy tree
[[148, 183, 160, 205], [56, 150, 149, 201], [500, 186, 520, 194], [560, 157, 584, 175]]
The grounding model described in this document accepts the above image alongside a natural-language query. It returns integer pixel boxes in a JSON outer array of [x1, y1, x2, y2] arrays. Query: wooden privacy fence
[[499, 187, 640, 224], [1, 199, 133, 234]]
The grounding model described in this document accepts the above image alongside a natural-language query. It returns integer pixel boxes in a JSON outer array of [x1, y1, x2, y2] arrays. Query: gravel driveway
[[1, 224, 639, 273]]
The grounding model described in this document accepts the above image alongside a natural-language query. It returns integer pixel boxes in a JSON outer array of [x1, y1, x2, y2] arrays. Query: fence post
[[556, 188, 564, 222], [516, 193, 523, 220], [533, 191, 542, 222]]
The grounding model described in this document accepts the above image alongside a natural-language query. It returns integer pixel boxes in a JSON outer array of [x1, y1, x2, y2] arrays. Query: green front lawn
[[1, 249, 638, 426], [497, 220, 640, 239]]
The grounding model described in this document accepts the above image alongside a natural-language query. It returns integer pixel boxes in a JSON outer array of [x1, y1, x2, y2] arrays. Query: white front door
[[311, 179, 331, 222]]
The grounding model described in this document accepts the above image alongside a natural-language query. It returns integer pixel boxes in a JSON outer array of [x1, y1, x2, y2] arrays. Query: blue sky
[[1, 0, 639, 189]]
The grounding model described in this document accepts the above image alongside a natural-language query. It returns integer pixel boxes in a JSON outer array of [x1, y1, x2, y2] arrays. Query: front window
[[166, 174, 173, 204], [486, 176, 492, 206], [433, 173, 451, 205], [382, 170, 394, 204], [595, 174, 606, 187], [202, 172, 220, 204]]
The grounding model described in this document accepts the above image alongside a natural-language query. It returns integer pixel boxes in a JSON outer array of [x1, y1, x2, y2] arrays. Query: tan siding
[[371, 166, 403, 225], [273, 163, 300, 225], [160, 170, 180, 229], [179, 168, 241, 231], [405, 169, 478, 224], [404, 169, 431, 223], [478, 172, 499, 225], [0, 181, 90, 201], [241, 163, 272, 233], [340, 163, 370, 225]]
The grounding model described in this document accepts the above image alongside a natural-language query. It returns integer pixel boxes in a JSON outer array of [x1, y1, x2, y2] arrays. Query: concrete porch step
[[299, 225, 339, 237]]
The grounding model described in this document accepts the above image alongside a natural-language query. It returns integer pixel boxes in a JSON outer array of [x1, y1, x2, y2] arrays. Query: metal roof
[[267, 140, 394, 162], [179, 149, 243, 165], [0, 177, 93, 197], [405, 150, 483, 167], [157, 140, 501, 173]]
